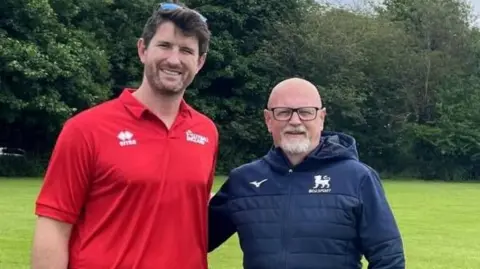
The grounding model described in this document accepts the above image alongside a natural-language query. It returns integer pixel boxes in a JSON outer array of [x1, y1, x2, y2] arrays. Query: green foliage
[[0, 0, 112, 153], [0, 156, 46, 177], [1, 0, 479, 180], [181, 0, 316, 171]]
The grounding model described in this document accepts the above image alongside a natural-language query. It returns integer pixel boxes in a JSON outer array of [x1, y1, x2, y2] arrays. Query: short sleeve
[[206, 129, 219, 198], [35, 119, 94, 224]]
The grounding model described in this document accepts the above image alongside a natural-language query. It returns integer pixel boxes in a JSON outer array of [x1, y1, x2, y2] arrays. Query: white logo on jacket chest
[[309, 175, 331, 193]]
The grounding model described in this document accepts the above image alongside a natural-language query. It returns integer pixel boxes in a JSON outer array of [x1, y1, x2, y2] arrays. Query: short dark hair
[[141, 2, 211, 55]]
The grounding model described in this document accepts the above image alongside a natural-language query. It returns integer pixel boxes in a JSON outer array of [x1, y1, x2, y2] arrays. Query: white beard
[[280, 137, 311, 154]]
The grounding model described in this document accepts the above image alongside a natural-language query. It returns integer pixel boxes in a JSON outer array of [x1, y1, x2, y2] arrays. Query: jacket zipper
[[282, 168, 293, 269]]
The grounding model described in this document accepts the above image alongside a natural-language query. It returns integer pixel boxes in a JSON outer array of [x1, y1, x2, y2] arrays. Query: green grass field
[[1, 178, 479, 268]]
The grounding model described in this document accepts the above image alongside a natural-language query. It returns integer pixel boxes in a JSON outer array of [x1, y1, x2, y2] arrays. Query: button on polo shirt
[[35, 89, 219, 269]]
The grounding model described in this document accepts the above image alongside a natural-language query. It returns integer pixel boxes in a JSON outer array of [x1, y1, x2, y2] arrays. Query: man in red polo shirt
[[31, 3, 218, 269]]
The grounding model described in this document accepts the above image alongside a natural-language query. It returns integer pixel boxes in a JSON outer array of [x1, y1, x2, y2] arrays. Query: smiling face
[[137, 21, 206, 96], [264, 78, 326, 156]]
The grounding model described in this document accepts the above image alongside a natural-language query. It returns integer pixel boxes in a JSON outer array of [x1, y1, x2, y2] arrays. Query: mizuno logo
[[250, 179, 268, 188]]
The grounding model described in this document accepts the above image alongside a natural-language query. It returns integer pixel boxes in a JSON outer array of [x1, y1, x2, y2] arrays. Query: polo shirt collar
[[119, 88, 193, 119]]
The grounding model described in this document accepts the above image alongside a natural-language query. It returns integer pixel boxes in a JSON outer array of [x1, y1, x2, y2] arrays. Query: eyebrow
[[156, 41, 196, 51]]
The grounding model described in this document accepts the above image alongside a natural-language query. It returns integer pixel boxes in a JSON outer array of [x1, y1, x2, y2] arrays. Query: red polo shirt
[[35, 89, 219, 269]]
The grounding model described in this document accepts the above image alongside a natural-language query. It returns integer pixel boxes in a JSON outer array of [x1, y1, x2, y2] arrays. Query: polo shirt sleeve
[[206, 126, 219, 197], [207, 144, 218, 197], [35, 119, 94, 224]]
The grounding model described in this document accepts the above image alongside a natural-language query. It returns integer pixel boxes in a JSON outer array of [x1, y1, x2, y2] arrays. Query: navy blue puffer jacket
[[208, 131, 405, 269]]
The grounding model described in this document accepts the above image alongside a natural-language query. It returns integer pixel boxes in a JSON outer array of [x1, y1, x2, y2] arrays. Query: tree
[[0, 0, 111, 154]]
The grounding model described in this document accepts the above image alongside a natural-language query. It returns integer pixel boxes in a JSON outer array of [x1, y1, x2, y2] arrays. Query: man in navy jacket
[[208, 78, 405, 269]]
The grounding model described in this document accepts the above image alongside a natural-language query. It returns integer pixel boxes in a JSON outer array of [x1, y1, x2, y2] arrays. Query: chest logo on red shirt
[[118, 130, 137, 147], [185, 130, 209, 145]]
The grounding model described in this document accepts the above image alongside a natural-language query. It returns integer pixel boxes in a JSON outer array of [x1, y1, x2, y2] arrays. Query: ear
[[137, 38, 147, 64], [264, 109, 272, 133], [318, 107, 327, 130], [196, 53, 207, 73], [320, 107, 327, 119]]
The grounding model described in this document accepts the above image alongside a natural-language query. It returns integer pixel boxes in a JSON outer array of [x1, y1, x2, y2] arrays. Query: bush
[[0, 155, 46, 177]]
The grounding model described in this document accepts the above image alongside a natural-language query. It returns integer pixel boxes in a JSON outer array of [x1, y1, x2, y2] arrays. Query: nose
[[165, 49, 181, 66], [289, 111, 302, 125]]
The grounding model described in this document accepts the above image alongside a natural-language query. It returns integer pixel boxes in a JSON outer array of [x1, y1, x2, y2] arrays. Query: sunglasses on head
[[158, 2, 207, 23]]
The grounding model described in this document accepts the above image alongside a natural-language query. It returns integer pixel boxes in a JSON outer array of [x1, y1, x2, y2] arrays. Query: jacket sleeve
[[208, 177, 236, 252], [358, 169, 405, 269]]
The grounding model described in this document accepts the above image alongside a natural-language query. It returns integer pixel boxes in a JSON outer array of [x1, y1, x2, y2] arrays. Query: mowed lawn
[[0, 178, 479, 268]]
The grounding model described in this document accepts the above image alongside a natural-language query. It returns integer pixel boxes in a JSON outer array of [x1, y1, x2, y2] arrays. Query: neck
[[285, 153, 308, 166], [132, 81, 184, 127], [281, 142, 320, 167]]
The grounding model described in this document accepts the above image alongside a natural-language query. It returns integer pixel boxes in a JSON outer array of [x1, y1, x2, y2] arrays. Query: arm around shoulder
[[357, 168, 405, 269], [208, 176, 236, 252], [32, 120, 94, 268]]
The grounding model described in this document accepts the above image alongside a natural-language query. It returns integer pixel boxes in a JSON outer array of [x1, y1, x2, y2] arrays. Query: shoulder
[[189, 107, 217, 129], [229, 158, 268, 181], [66, 99, 118, 128], [357, 162, 383, 187], [349, 161, 381, 183], [57, 99, 119, 142], [218, 158, 269, 198], [48, 101, 119, 164], [187, 105, 219, 143], [342, 160, 384, 194], [327, 159, 382, 196], [333, 158, 377, 179]]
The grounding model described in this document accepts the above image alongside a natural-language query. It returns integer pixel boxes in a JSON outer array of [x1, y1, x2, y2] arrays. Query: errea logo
[[309, 175, 331, 193], [117, 130, 137, 147], [186, 130, 208, 145]]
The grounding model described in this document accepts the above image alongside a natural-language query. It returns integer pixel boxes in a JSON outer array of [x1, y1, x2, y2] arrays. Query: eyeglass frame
[[158, 2, 208, 23], [267, 106, 324, 122]]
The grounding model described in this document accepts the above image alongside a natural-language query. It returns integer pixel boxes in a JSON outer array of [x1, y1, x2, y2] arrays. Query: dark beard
[[145, 65, 185, 97]]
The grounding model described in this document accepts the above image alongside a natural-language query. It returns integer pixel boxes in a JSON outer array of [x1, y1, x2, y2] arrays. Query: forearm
[[365, 236, 405, 269], [208, 176, 236, 252], [31, 216, 72, 269], [358, 170, 405, 268], [208, 215, 236, 252], [208, 200, 236, 252], [31, 244, 69, 269]]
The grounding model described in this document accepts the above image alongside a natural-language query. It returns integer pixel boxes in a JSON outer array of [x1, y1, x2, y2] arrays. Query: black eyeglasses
[[159, 2, 207, 23], [268, 107, 322, 121]]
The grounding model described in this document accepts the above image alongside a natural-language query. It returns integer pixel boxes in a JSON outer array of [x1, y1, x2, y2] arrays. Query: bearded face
[[139, 21, 205, 96]]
